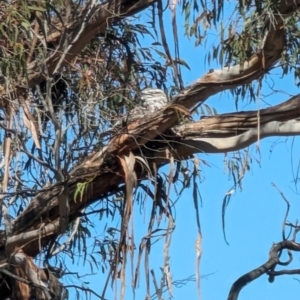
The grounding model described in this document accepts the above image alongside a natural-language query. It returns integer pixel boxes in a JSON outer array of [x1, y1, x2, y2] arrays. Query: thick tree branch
[[1, 1, 300, 296], [0, 0, 300, 298], [176, 119, 300, 154], [1, 93, 299, 260], [83, 0, 299, 160], [0, 0, 295, 108], [173, 94, 300, 154]]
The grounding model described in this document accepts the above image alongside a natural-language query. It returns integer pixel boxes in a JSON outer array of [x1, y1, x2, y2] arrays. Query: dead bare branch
[[227, 239, 300, 300]]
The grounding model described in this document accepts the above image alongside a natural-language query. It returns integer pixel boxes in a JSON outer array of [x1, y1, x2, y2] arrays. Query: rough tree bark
[[1, 0, 300, 298]]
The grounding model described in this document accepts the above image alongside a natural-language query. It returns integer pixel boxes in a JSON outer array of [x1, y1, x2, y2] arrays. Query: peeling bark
[[2, 247, 64, 300], [1, 0, 300, 298], [0, 93, 298, 264]]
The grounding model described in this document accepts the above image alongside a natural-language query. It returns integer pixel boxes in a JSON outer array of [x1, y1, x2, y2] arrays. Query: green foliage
[[2, 0, 300, 299]]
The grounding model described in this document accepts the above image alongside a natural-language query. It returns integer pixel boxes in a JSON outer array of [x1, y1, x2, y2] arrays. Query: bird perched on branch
[[118, 88, 168, 122], [139, 88, 168, 112], [101, 88, 168, 137]]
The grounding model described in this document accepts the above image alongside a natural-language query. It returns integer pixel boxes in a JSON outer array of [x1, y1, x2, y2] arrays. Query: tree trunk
[[1, 0, 300, 298]]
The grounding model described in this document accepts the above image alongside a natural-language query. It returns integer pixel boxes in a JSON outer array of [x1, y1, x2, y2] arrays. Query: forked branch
[[228, 185, 300, 300]]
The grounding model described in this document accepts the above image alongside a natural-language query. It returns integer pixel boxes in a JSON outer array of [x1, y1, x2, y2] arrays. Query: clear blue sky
[[64, 4, 300, 300]]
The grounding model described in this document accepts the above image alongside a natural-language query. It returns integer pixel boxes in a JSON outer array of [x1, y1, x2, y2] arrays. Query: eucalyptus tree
[[0, 0, 300, 299]]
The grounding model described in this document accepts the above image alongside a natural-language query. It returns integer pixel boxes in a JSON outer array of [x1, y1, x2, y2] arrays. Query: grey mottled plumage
[[114, 88, 168, 128], [101, 88, 168, 137], [140, 88, 168, 112], [123, 88, 168, 120]]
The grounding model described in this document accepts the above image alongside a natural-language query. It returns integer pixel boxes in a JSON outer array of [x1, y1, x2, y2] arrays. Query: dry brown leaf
[[195, 233, 202, 300], [119, 151, 137, 193], [115, 151, 137, 296], [118, 151, 137, 236], [22, 100, 41, 149]]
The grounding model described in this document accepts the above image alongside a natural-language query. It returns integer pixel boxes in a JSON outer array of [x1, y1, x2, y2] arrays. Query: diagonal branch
[[1, 0, 300, 278], [2, 93, 300, 261]]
